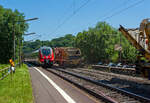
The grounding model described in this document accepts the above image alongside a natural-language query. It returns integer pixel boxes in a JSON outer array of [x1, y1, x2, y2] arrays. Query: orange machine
[[9, 59, 14, 67], [54, 47, 81, 67], [119, 18, 150, 79]]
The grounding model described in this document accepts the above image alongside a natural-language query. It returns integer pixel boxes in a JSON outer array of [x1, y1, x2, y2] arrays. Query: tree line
[[23, 34, 75, 53], [0, 5, 28, 63], [75, 22, 137, 63], [0, 5, 137, 64], [23, 22, 137, 64]]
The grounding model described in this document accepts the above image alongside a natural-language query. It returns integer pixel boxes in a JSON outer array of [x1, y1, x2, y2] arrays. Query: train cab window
[[76, 50, 80, 54], [42, 49, 51, 56]]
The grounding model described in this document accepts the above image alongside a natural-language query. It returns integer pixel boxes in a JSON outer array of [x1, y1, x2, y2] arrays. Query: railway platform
[[27, 64, 99, 103]]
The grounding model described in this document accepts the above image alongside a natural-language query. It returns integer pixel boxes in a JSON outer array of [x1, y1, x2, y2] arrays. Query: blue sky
[[0, 0, 149, 41]]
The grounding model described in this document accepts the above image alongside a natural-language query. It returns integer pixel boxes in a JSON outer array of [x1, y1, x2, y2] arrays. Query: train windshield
[[42, 49, 51, 56]]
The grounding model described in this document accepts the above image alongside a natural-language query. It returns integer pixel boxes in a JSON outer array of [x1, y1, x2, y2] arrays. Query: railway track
[[46, 67, 150, 103], [67, 68, 150, 86], [65, 68, 150, 98], [46, 68, 118, 103], [92, 65, 138, 77]]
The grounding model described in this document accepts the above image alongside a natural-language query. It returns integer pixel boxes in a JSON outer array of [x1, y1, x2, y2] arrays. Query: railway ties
[[92, 65, 137, 77], [68, 68, 150, 89], [27, 63, 103, 103], [46, 68, 118, 103], [47, 67, 150, 103]]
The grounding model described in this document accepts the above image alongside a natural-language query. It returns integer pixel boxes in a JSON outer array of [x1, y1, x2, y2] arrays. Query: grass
[[0, 64, 9, 70], [0, 64, 34, 103]]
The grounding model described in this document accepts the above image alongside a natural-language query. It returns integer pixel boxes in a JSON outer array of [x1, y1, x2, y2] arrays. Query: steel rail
[[26, 62, 150, 102], [53, 68, 150, 103], [46, 68, 118, 103], [92, 65, 138, 77]]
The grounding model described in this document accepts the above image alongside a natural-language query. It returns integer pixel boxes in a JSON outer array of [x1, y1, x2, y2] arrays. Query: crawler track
[[47, 67, 150, 103]]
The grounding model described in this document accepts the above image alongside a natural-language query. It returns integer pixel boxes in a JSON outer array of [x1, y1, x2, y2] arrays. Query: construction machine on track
[[54, 47, 82, 67], [119, 18, 150, 79]]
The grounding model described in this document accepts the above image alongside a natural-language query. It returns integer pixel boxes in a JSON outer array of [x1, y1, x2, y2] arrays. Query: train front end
[[39, 47, 54, 67]]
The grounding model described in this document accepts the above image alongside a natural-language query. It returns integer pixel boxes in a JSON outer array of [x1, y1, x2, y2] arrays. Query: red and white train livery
[[38, 46, 54, 67]]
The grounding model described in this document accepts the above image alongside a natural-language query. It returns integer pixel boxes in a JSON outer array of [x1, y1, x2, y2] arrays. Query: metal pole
[[19, 23, 21, 67], [120, 33, 122, 62], [13, 24, 15, 64], [18, 17, 38, 66], [19, 38, 21, 67]]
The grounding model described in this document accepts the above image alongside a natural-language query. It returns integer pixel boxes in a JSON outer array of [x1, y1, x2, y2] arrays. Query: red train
[[38, 46, 54, 67], [25, 46, 81, 68]]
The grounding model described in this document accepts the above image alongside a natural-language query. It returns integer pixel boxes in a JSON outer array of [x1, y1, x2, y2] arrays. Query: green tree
[[0, 6, 28, 63], [23, 34, 75, 54], [75, 22, 137, 63]]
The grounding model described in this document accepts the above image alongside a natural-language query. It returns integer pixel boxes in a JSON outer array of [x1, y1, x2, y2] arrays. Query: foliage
[[0, 5, 28, 63], [0, 64, 33, 103], [0, 64, 9, 70], [23, 22, 137, 64], [75, 22, 137, 63], [51, 34, 75, 47], [23, 34, 75, 53]]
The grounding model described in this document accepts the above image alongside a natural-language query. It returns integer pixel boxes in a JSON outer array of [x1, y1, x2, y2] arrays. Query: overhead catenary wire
[[96, 0, 133, 21], [26, 35, 42, 42], [56, 1, 75, 25], [47, 0, 145, 39], [102, 0, 145, 21], [49, 0, 91, 36], [72, 0, 145, 34]]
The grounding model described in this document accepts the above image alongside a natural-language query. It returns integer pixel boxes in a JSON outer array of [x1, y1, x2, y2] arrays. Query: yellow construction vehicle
[[54, 47, 82, 67], [119, 18, 150, 79]]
